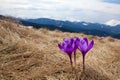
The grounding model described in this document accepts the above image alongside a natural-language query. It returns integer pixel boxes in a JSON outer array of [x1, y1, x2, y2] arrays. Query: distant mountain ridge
[[0, 15, 119, 39], [20, 18, 120, 39]]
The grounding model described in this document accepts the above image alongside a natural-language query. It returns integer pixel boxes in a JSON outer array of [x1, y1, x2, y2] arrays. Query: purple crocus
[[58, 38, 75, 67], [76, 37, 94, 70]]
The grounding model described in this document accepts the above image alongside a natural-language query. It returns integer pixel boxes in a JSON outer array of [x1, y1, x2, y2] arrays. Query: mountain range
[[20, 18, 120, 39], [0, 15, 119, 39]]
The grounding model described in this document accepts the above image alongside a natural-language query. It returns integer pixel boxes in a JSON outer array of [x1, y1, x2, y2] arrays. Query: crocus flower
[[76, 37, 94, 70], [58, 38, 75, 67]]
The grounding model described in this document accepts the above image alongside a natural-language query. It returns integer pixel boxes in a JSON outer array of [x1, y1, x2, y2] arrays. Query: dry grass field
[[0, 18, 120, 80]]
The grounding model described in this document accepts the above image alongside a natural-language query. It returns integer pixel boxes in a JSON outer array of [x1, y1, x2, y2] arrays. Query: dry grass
[[0, 19, 120, 80]]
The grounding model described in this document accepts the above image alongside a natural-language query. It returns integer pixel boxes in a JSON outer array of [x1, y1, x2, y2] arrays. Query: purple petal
[[75, 38, 83, 52], [70, 37, 74, 41], [87, 40, 94, 52], [73, 38, 79, 51], [58, 37, 76, 58], [75, 37, 80, 46], [76, 37, 81, 41], [63, 38, 69, 44], [70, 37, 74, 44], [71, 42, 75, 50], [58, 43, 62, 49], [83, 37, 88, 45], [80, 39, 88, 52], [62, 42, 66, 48], [66, 44, 74, 54], [58, 43, 65, 52]]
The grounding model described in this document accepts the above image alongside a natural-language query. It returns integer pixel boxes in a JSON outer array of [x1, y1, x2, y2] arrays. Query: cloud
[[102, 0, 120, 4], [0, 0, 120, 23]]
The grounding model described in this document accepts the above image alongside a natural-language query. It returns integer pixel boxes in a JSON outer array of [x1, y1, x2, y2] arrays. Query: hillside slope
[[0, 19, 120, 80]]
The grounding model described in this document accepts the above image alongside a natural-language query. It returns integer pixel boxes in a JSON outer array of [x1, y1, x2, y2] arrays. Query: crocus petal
[[76, 38, 83, 53], [70, 37, 74, 45], [87, 40, 94, 52], [79, 39, 88, 53], [83, 37, 88, 45], [70, 37, 74, 41], [58, 43, 62, 49], [58, 43, 64, 51], [62, 42, 67, 49], [71, 39, 75, 49], [75, 37, 81, 46], [66, 44, 74, 54], [63, 38, 69, 43], [80, 39, 88, 50]]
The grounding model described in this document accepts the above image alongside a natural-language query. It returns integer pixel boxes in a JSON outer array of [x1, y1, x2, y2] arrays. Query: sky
[[0, 0, 120, 23]]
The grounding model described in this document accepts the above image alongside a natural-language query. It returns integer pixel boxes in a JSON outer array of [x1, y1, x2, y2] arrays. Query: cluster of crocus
[[58, 37, 94, 70]]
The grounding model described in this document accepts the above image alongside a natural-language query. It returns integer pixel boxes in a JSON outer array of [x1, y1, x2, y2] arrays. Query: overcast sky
[[0, 0, 120, 23]]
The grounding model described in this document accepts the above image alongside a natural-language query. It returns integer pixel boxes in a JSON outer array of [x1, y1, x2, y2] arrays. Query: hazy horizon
[[0, 0, 120, 23]]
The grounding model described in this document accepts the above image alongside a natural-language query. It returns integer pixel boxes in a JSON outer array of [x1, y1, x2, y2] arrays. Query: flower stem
[[74, 51, 76, 66], [83, 55, 85, 71], [69, 55, 73, 70]]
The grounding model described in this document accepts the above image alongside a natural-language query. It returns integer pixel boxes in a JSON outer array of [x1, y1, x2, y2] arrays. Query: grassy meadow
[[0, 18, 120, 80]]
